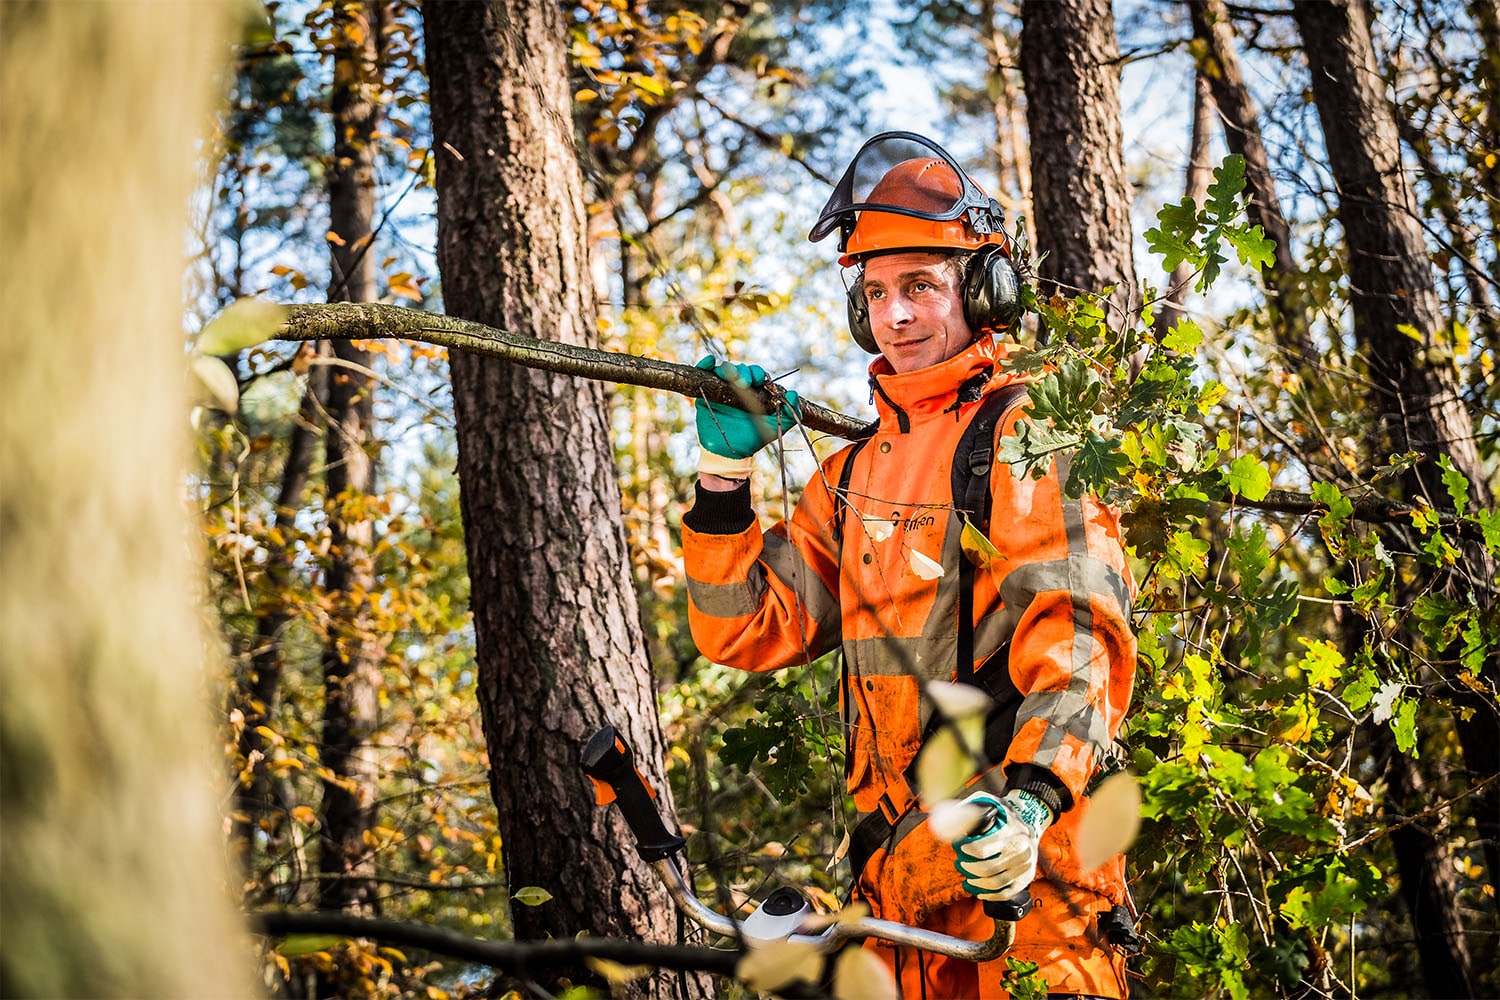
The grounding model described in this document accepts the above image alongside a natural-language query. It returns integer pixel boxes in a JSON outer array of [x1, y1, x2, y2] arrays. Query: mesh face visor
[[808, 132, 1001, 252]]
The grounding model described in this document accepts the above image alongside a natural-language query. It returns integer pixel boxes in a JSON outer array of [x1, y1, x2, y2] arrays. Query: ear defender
[[846, 280, 879, 354], [962, 244, 1024, 335], [845, 247, 1026, 355]]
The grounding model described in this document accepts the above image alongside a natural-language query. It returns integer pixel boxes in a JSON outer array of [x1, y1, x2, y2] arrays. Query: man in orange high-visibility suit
[[681, 132, 1138, 999]]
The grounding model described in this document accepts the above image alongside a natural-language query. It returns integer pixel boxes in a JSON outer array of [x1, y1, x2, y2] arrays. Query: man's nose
[[883, 293, 914, 327]]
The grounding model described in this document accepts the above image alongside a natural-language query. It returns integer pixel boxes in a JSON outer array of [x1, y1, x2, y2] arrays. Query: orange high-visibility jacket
[[683, 337, 1137, 998]]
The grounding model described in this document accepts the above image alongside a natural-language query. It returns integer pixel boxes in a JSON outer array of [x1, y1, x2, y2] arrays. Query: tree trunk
[[317, 0, 388, 921], [1188, 0, 1318, 366], [1292, 0, 1498, 984], [1153, 69, 1214, 341], [423, 3, 707, 997], [1019, 0, 1139, 327], [1379, 731, 1479, 999], [0, 3, 255, 996]]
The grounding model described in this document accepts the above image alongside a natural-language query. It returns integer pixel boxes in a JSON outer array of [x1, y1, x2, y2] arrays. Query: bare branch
[[251, 909, 742, 975], [275, 302, 874, 442]]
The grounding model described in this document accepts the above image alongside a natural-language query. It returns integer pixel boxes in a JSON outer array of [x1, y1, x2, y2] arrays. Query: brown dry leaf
[[1075, 771, 1142, 872]]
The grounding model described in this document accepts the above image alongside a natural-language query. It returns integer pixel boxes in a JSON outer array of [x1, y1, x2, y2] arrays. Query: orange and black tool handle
[[970, 803, 1034, 922], [580, 725, 687, 862]]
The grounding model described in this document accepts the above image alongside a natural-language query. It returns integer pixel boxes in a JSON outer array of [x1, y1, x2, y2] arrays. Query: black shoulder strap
[[952, 384, 1029, 685]]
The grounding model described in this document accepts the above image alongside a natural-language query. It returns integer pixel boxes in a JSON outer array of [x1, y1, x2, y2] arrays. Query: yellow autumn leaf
[[960, 518, 1001, 565], [290, 805, 316, 826], [736, 939, 823, 993], [832, 944, 898, 1000], [511, 886, 553, 907], [1075, 771, 1142, 872], [914, 725, 979, 806], [586, 957, 651, 985]]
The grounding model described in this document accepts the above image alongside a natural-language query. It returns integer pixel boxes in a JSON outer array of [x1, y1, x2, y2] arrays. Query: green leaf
[[1205, 154, 1248, 221], [1471, 509, 1500, 555], [1391, 698, 1419, 755], [1223, 222, 1275, 271], [1310, 481, 1353, 521], [1161, 318, 1203, 354], [1066, 430, 1130, 498], [277, 934, 345, 957], [1224, 455, 1272, 501], [1437, 455, 1470, 516], [1297, 639, 1344, 690], [195, 297, 288, 356], [512, 886, 554, 907]]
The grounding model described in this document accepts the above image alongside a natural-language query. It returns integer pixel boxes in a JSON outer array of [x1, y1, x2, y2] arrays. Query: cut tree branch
[[251, 909, 742, 976], [273, 303, 1487, 532], [275, 302, 873, 441]]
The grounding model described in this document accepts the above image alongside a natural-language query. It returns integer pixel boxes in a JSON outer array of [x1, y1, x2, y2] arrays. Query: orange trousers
[[865, 880, 1128, 1000]]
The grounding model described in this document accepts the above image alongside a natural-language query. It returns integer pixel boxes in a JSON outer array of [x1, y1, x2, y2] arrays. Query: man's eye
[[911, 281, 931, 293], [867, 288, 885, 300]]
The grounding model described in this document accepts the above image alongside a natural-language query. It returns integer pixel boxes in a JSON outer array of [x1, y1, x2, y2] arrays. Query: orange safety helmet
[[809, 132, 1014, 266], [810, 132, 1028, 352]]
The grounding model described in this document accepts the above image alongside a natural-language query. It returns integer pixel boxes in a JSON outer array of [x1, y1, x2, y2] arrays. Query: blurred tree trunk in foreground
[[0, 3, 254, 997]]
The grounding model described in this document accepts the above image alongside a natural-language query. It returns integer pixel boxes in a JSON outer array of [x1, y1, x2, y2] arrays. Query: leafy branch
[[254, 302, 1478, 533]]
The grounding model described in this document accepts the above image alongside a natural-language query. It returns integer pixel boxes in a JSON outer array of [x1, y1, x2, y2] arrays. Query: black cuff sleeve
[[1003, 763, 1071, 818], [682, 478, 756, 535]]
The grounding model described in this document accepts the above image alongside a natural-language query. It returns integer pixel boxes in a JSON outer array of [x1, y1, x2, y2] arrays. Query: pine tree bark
[[423, 3, 707, 996], [1019, 0, 1139, 326], [1292, 1, 1497, 989], [317, 0, 388, 921], [1, 2, 254, 995]]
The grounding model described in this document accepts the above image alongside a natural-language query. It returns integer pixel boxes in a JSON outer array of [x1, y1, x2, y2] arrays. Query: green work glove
[[951, 789, 1053, 902], [693, 355, 800, 476]]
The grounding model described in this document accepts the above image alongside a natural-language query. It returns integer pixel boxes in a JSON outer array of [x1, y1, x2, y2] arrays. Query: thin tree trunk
[[1379, 731, 1479, 998], [1189, 0, 1319, 366], [233, 353, 327, 882], [1019, 0, 1139, 330], [981, 0, 1034, 251], [318, 0, 386, 920], [1, 2, 255, 995], [1154, 70, 1215, 341], [423, 3, 710, 997]]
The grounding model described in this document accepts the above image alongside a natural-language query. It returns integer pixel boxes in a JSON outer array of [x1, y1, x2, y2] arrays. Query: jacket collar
[[867, 335, 1024, 430]]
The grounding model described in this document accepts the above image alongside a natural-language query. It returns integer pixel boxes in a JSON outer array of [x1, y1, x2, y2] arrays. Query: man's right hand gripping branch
[[693, 355, 800, 484]]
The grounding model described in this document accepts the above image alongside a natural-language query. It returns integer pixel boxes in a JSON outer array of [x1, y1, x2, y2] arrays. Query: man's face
[[860, 252, 974, 374]]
